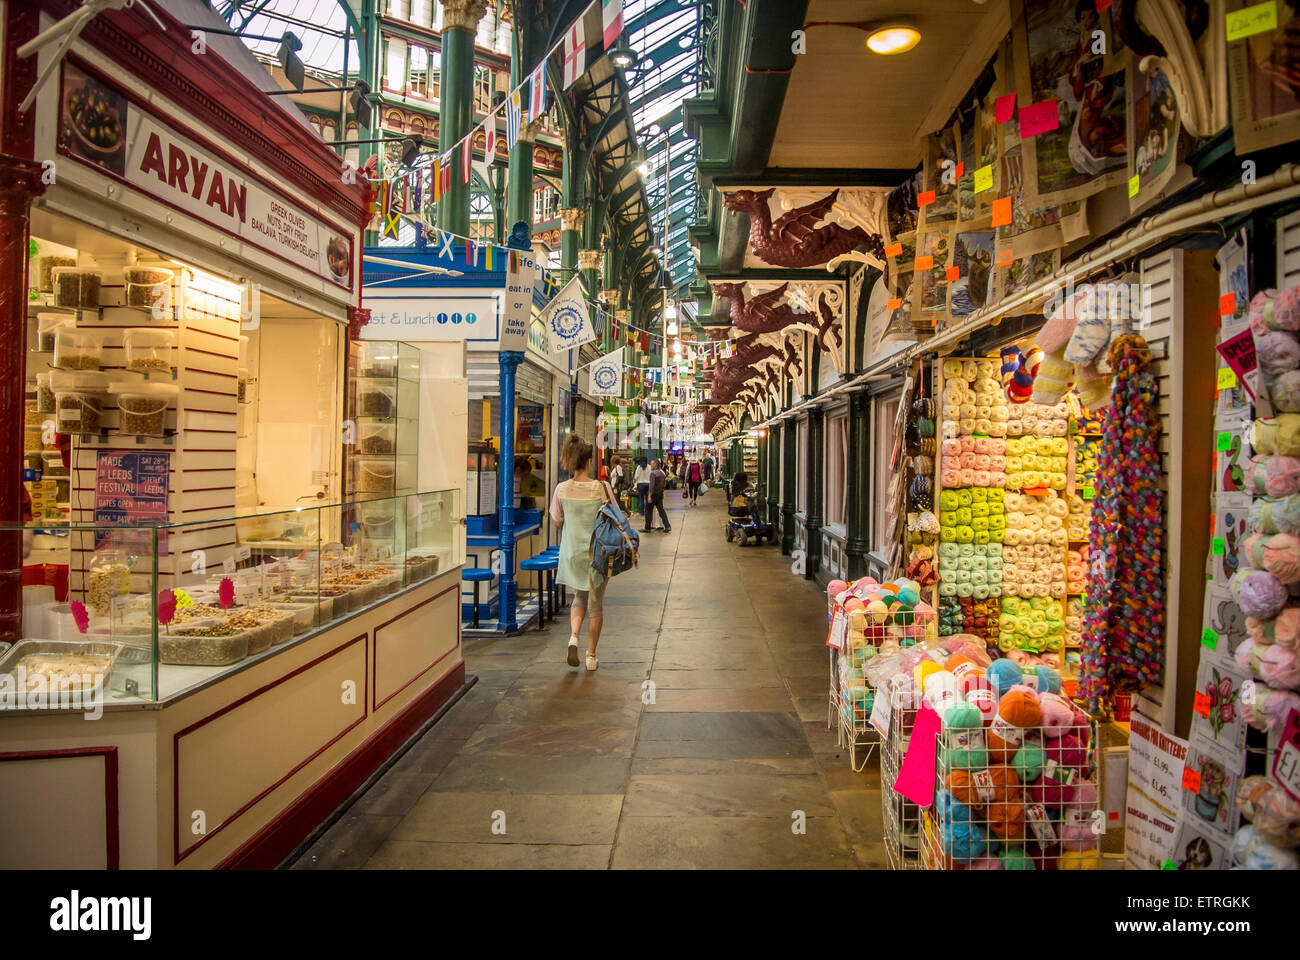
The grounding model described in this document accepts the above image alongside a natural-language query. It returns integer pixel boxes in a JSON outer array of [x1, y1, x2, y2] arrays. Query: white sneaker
[[567, 637, 580, 667], [585, 654, 599, 672]]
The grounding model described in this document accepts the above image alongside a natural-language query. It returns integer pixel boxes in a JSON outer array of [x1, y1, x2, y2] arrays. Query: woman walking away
[[550, 434, 616, 672], [609, 455, 627, 511], [687, 458, 704, 505], [633, 456, 652, 529], [647, 458, 671, 533]]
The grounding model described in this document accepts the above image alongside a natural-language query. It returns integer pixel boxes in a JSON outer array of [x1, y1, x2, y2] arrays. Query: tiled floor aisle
[[292, 492, 886, 869]]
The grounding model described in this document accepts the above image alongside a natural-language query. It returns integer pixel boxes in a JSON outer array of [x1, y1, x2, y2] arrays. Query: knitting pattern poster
[[1179, 737, 1244, 840], [1168, 817, 1231, 870], [1190, 658, 1251, 753], [1127, 57, 1181, 213]]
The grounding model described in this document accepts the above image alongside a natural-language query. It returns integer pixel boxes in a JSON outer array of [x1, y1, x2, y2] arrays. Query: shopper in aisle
[[549, 434, 618, 672], [702, 452, 714, 484], [687, 458, 704, 505], [633, 456, 652, 527], [646, 458, 671, 533], [609, 455, 627, 510]]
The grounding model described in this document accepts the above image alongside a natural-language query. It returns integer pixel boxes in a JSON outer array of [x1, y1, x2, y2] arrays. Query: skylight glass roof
[[216, 0, 357, 77], [625, 0, 701, 302]]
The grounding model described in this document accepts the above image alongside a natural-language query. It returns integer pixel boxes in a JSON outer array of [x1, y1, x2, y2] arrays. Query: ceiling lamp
[[277, 31, 306, 91], [666, 318, 679, 336], [664, 304, 678, 321], [609, 36, 638, 70], [866, 24, 921, 55]]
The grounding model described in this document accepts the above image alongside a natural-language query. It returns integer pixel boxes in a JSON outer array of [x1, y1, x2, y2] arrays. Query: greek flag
[[587, 347, 624, 397], [541, 276, 595, 355]]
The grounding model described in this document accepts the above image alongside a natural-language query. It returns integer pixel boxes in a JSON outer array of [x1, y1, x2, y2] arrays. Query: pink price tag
[[1018, 99, 1060, 138], [994, 92, 1016, 123]]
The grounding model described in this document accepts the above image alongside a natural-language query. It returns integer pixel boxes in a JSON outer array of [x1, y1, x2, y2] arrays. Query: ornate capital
[[616, 309, 630, 324], [518, 118, 544, 144], [559, 207, 585, 232], [347, 306, 371, 342], [599, 288, 620, 304], [438, 0, 489, 32], [578, 249, 603, 272]]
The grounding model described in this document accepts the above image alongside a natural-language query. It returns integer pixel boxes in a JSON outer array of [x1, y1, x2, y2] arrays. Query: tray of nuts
[[161, 625, 250, 665], [223, 612, 275, 655]]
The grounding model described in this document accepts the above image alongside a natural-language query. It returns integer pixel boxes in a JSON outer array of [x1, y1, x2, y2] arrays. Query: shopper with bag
[[633, 456, 652, 527], [646, 458, 671, 533], [550, 434, 624, 672], [687, 459, 704, 505]]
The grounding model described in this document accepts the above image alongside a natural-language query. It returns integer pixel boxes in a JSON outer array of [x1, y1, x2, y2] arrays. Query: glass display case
[[347, 340, 420, 499], [0, 488, 462, 710]]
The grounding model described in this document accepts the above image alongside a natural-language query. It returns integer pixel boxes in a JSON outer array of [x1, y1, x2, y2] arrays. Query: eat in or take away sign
[[500, 248, 538, 351]]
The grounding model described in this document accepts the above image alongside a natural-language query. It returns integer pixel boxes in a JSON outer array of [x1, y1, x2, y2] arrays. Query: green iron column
[[437, 0, 488, 237], [505, 19, 537, 230], [806, 408, 824, 581], [769, 422, 781, 527], [756, 430, 766, 504], [845, 390, 870, 579], [781, 421, 796, 555]]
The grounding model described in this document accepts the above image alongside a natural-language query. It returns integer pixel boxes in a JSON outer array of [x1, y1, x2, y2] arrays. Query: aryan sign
[[58, 60, 353, 290]]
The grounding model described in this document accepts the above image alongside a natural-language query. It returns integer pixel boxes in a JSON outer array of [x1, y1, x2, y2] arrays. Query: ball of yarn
[[1246, 609, 1300, 650], [1236, 638, 1300, 689], [1257, 331, 1300, 375], [1057, 782, 1099, 850], [1058, 849, 1101, 869], [1271, 370, 1300, 412], [988, 801, 1026, 839], [1236, 570, 1290, 620], [1038, 692, 1076, 737], [946, 765, 1022, 810], [987, 659, 1023, 698], [1237, 775, 1300, 847], [942, 702, 989, 770], [1012, 741, 1046, 782], [1031, 664, 1062, 695], [999, 846, 1036, 870], [1243, 686, 1300, 731], [988, 689, 1042, 762]]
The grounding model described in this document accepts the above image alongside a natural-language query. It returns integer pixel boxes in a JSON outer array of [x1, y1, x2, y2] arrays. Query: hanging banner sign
[[361, 289, 501, 341], [500, 248, 538, 351], [58, 60, 354, 291]]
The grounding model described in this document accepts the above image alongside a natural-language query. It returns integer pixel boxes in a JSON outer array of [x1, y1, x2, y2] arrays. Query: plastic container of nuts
[[37, 313, 71, 352], [115, 383, 174, 436], [53, 326, 101, 370], [122, 328, 175, 374], [87, 549, 130, 618], [55, 389, 103, 434], [222, 612, 275, 655], [124, 267, 174, 311], [51, 267, 101, 310], [161, 624, 250, 665], [38, 256, 76, 292]]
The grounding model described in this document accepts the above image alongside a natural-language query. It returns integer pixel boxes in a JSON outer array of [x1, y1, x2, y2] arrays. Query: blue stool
[[462, 568, 494, 628], [519, 554, 558, 632], [542, 547, 563, 605]]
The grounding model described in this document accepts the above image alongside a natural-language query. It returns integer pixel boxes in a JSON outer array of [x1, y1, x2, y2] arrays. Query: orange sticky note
[[1210, 513, 1217, 534], [915, 255, 934, 269], [1220, 293, 1235, 317], [1181, 766, 1202, 792], [954, 162, 965, 178], [1193, 691, 1211, 717], [887, 298, 902, 310], [884, 242, 903, 258], [995, 250, 1013, 267], [917, 190, 936, 207], [945, 267, 960, 282], [992, 196, 1012, 227]]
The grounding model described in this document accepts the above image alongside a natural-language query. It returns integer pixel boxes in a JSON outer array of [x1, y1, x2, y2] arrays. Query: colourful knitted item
[[1078, 336, 1165, 709]]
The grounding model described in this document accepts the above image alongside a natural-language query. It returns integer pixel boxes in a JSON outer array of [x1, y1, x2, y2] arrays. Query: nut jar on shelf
[[357, 342, 398, 379], [35, 372, 55, 413], [50, 267, 101, 310], [357, 382, 396, 419], [40, 451, 68, 477], [357, 422, 395, 455], [55, 388, 103, 435], [24, 424, 43, 453], [354, 459, 395, 495], [87, 549, 130, 618], [124, 267, 174, 312], [36, 313, 70, 352], [38, 256, 76, 292], [122, 327, 175, 375], [115, 382, 175, 436], [53, 326, 101, 370]]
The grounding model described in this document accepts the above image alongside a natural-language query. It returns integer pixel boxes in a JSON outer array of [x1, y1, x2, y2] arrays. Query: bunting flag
[[602, 0, 624, 49], [461, 136, 472, 184], [506, 89, 522, 148], [484, 115, 497, 158], [484, 243, 494, 270], [541, 276, 596, 354], [561, 4, 604, 90], [380, 180, 400, 239], [587, 347, 624, 397], [466, 238, 477, 267], [440, 153, 452, 197], [640, 331, 650, 352], [430, 157, 440, 203], [410, 170, 421, 213], [528, 64, 547, 123]]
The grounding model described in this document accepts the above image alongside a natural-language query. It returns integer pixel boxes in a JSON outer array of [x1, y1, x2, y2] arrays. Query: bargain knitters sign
[[58, 60, 353, 290]]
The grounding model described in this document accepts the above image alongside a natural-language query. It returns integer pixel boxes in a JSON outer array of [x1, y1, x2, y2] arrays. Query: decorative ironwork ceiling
[[215, 0, 358, 76]]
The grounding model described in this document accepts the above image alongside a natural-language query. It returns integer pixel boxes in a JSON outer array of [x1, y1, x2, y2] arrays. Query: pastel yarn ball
[[1257, 331, 1300, 375], [999, 846, 1036, 870], [827, 580, 848, 599], [1237, 570, 1290, 620], [1038, 692, 1076, 737], [1012, 741, 1046, 783], [987, 659, 1023, 698], [1058, 849, 1101, 870]]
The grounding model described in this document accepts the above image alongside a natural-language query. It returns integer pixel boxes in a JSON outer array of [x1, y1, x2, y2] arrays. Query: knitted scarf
[[1079, 335, 1164, 709]]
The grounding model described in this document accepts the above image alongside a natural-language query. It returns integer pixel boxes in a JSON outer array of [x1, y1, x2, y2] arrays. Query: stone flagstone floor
[[291, 490, 886, 869]]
